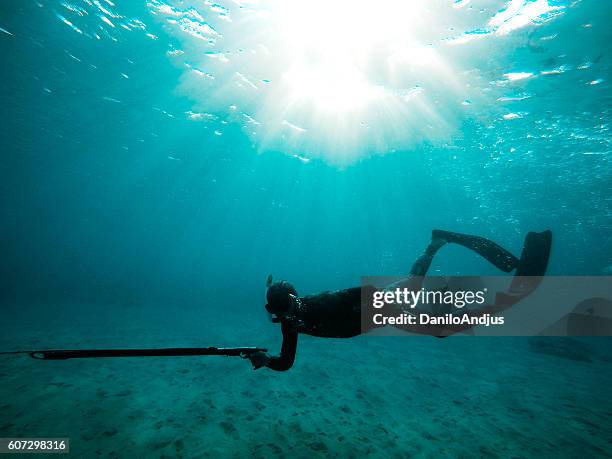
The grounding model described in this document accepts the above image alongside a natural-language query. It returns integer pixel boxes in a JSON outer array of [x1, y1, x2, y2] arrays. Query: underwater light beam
[[150, 0, 569, 164]]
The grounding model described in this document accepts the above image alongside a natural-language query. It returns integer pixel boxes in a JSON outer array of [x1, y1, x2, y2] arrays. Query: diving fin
[[508, 230, 552, 296], [432, 229, 519, 273], [514, 230, 552, 277]]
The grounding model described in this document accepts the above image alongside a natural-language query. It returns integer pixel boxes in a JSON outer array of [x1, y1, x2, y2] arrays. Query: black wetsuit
[[267, 286, 376, 371], [265, 229, 552, 371]]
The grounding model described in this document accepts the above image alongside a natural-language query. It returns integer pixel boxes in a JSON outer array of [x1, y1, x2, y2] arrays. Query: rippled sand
[[1, 302, 610, 458]]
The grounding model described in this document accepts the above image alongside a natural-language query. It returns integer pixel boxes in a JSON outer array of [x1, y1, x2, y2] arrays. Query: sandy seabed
[[0, 301, 610, 458]]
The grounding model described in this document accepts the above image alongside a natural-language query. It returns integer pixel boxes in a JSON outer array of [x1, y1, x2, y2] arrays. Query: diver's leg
[[507, 230, 553, 295], [391, 230, 553, 336], [409, 236, 447, 276], [389, 236, 447, 291], [391, 228, 539, 290], [401, 228, 519, 281], [391, 229, 517, 318], [432, 229, 519, 272], [513, 230, 552, 277]]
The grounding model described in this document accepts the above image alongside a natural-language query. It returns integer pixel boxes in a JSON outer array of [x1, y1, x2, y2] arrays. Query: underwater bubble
[[282, 120, 307, 133], [186, 111, 216, 121], [541, 65, 571, 76], [102, 96, 121, 103], [504, 72, 535, 81], [56, 13, 83, 34], [497, 93, 532, 102], [100, 15, 115, 28], [503, 112, 529, 120]]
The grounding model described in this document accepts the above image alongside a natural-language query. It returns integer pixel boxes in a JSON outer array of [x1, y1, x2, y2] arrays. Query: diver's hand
[[247, 351, 270, 370]]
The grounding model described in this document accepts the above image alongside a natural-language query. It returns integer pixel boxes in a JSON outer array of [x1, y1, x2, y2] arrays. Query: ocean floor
[[1, 300, 611, 458]]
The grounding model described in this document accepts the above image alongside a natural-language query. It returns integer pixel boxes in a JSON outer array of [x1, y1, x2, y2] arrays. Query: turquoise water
[[1, 1, 611, 457]]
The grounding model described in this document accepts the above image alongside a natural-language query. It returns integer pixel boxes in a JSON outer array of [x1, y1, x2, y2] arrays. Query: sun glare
[[148, 0, 569, 164], [274, 1, 433, 112]]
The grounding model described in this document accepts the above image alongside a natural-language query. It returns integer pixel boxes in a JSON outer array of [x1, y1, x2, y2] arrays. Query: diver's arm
[[266, 320, 298, 371]]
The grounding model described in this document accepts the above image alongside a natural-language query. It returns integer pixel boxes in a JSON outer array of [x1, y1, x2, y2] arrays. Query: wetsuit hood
[[266, 281, 298, 316]]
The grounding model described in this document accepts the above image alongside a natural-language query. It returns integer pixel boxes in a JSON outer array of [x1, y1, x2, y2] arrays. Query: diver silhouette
[[247, 229, 552, 371]]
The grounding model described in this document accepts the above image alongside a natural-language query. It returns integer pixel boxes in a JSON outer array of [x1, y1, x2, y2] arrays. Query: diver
[[247, 229, 553, 371]]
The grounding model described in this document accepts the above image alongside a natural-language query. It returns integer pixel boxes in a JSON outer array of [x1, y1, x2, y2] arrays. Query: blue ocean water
[[1, 1, 611, 457]]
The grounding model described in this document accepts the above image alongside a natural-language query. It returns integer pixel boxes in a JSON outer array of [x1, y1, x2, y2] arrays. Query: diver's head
[[265, 280, 298, 317]]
